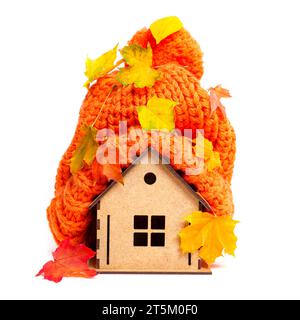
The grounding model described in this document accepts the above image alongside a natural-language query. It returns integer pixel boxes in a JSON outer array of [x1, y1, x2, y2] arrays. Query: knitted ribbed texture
[[47, 28, 236, 245]]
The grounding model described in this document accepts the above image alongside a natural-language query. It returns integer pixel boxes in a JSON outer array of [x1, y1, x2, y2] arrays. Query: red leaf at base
[[36, 239, 97, 283]]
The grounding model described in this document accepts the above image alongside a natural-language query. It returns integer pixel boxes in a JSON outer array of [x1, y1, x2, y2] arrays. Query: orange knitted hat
[[47, 21, 236, 245]]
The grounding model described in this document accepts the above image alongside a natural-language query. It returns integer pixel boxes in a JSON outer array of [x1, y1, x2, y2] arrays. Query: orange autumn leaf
[[91, 160, 108, 185], [209, 85, 231, 117], [102, 163, 124, 185], [36, 239, 96, 283]]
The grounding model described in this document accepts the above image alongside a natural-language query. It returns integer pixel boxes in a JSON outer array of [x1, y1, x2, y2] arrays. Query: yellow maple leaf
[[84, 44, 118, 88], [70, 125, 98, 174], [179, 212, 238, 265], [137, 96, 177, 131], [206, 151, 221, 172], [150, 16, 183, 44], [117, 44, 161, 88], [193, 136, 221, 172]]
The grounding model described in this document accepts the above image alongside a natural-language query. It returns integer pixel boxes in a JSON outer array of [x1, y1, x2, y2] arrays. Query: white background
[[0, 0, 300, 300]]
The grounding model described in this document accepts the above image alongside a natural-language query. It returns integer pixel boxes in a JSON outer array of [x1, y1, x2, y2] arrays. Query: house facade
[[90, 148, 212, 274]]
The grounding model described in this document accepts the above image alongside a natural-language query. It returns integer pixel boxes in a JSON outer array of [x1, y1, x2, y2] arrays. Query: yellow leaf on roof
[[137, 96, 177, 131], [179, 211, 238, 265], [150, 16, 183, 44], [117, 45, 161, 88], [84, 44, 118, 89]]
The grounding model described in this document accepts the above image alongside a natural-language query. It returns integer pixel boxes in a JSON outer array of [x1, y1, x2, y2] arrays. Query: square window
[[134, 215, 148, 229], [151, 216, 165, 229], [133, 233, 148, 246], [151, 233, 165, 247]]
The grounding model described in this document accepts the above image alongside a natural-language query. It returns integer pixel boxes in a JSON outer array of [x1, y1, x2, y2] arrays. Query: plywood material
[[96, 149, 211, 274]]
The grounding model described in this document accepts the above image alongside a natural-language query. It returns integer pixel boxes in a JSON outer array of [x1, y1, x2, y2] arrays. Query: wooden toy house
[[89, 148, 212, 274]]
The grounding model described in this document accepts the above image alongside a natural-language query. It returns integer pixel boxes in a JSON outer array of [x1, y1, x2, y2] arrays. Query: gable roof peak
[[89, 146, 211, 212]]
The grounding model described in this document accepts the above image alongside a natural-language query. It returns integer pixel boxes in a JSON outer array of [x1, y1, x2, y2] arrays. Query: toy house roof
[[89, 147, 212, 212]]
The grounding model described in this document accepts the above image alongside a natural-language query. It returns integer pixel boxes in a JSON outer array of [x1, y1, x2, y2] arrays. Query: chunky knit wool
[[47, 28, 236, 245]]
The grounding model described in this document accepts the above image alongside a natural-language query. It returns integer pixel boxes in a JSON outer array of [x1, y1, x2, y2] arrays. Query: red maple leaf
[[36, 239, 96, 283], [209, 85, 231, 117]]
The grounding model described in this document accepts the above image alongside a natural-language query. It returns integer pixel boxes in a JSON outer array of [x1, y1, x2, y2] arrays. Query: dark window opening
[[144, 172, 156, 185], [151, 233, 165, 247], [134, 232, 148, 246], [151, 216, 165, 229], [134, 215, 148, 229], [133, 215, 166, 247]]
